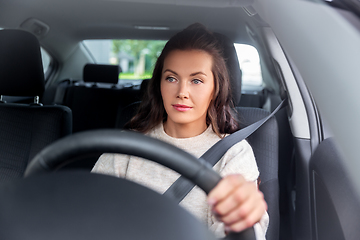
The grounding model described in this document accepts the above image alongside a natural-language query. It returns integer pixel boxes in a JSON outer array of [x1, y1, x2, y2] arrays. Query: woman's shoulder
[[226, 139, 253, 156], [219, 139, 259, 182]]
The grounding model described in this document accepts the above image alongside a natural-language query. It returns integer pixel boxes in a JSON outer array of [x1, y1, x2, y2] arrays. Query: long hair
[[125, 23, 239, 137]]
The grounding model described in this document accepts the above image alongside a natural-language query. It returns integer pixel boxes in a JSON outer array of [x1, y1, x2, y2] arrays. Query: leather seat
[[0, 29, 72, 184]]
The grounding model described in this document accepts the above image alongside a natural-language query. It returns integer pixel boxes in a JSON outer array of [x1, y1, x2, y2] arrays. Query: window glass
[[234, 44, 263, 87], [83, 39, 167, 80], [83, 40, 263, 86]]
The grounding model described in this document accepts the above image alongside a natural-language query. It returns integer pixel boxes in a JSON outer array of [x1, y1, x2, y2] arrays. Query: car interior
[[1, 0, 360, 240]]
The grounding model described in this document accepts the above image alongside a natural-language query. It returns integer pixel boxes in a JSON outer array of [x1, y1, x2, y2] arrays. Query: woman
[[92, 23, 268, 239]]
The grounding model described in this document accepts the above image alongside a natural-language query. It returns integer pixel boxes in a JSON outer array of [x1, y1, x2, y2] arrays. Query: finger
[[212, 181, 254, 217], [225, 202, 267, 233], [207, 174, 246, 206], [220, 188, 265, 225]]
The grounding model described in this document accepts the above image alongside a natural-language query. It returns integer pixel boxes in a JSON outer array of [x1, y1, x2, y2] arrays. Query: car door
[[254, 1, 360, 240]]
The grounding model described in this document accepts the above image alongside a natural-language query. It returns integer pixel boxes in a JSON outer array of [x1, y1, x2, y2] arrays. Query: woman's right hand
[[207, 174, 267, 233]]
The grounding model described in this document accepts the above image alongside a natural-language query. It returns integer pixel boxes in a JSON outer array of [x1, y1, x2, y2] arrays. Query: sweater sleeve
[[209, 140, 269, 240], [219, 140, 259, 181]]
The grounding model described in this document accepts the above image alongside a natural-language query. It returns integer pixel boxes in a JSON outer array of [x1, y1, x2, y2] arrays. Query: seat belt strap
[[163, 98, 287, 203], [54, 79, 72, 104]]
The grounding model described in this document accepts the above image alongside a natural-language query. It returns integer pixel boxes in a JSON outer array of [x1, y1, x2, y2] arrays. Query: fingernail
[[225, 226, 232, 232]]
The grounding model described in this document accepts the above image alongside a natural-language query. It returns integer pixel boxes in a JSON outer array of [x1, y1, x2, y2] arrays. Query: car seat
[[58, 64, 143, 133], [61, 64, 121, 132], [115, 78, 150, 129], [216, 33, 279, 240], [0, 29, 72, 184]]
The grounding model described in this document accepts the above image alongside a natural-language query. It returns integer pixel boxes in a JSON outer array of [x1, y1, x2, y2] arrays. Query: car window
[[83, 40, 263, 90], [40, 47, 51, 74], [83, 39, 167, 81], [234, 43, 263, 88]]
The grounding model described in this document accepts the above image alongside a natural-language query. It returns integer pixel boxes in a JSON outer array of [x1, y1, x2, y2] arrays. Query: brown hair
[[125, 23, 239, 137]]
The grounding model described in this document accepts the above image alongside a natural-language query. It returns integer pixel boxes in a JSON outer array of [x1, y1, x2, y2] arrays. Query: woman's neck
[[163, 121, 208, 138]]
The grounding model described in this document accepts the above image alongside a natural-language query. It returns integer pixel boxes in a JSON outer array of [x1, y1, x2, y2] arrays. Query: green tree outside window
[[112, 40, 166, 79]]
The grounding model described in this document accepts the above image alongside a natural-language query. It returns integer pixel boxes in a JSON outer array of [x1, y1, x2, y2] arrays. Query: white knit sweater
[[91, 124, 268, 239]]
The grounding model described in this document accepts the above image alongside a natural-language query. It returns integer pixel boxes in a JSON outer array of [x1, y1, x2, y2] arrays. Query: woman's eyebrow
[[163, 69, 178, 75], [163, 69, 207, 77], [190, 71, 207, 77]]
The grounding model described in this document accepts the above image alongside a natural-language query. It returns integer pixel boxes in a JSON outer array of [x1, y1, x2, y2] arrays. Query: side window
[[234, 44, 263, 89], [40, 47, 51, 74]]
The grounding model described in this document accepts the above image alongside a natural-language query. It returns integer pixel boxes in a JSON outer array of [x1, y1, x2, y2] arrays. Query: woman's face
[[160, 49, 215, 131]]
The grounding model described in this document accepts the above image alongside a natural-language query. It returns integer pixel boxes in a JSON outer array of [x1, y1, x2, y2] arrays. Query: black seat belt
[[163, 98, 288, 203], [54, 79, 72, 104]]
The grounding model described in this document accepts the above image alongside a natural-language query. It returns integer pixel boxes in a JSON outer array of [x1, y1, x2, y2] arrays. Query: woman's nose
[[177, 82, 189, 99]]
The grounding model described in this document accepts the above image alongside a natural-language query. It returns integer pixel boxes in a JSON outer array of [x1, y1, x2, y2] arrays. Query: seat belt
[[54, 79, 72, 104], [163, 98, 288, 203]]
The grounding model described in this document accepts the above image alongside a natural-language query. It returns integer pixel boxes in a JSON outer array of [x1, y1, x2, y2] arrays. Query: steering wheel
[[15, 130, 255, 240]]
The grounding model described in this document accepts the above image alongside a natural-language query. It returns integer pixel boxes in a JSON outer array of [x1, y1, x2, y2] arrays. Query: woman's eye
[[192, 79, 203, 84], [166, 77, 176, 83]]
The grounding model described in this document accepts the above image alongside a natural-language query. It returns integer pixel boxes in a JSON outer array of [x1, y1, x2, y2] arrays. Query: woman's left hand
[[207, 174, 267, 233]]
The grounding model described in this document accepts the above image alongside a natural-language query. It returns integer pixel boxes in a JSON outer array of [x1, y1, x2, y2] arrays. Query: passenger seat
[[0, 29, 72, 184]]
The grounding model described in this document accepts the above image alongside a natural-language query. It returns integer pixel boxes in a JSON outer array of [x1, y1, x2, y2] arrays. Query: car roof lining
[[0, 0, 279, 94], [103, 0, 254, 8], [0, 0, 261, 59]]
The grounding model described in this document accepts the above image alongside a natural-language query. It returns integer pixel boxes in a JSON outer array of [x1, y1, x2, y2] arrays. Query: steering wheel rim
[[24, 129, 256, 240], [25, 129, 221, 194]]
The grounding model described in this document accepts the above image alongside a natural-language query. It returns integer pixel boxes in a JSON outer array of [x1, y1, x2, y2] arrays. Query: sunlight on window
[[234, 44, 263, 86]]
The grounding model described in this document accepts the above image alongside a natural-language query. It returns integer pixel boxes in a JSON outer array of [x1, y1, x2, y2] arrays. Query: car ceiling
[[0, 0, 263, 61]]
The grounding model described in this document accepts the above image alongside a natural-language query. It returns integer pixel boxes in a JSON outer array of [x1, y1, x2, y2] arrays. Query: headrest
[[214, 33, 242, 106], [0, 29, 45, 96], [83, 64, 120, 84]]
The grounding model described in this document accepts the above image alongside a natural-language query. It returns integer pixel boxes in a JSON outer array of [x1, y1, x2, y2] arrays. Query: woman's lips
[[172, 104, 192, 112]]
